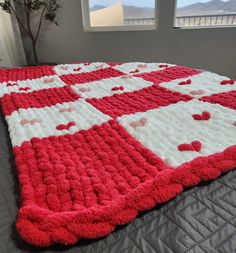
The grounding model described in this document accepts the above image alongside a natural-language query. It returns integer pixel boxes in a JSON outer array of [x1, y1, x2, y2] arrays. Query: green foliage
[[46, 0, 60, 23], [0, 1, 12, 14], [30, 0, 60, 24], [0, 0, 60, 25], [31, 1, 46, 11]]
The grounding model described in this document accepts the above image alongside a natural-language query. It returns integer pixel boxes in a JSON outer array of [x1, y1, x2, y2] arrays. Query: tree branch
[[34, 5, 47, 45], [8, 2, 31, 38], [24, 0, 34, 41]]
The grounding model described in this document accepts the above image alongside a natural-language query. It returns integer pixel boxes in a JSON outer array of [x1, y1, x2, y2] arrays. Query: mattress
[[2, 63, 235, 252]]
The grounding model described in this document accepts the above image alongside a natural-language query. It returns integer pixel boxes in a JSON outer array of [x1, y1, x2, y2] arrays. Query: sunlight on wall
[[90, 1, 124, 27]]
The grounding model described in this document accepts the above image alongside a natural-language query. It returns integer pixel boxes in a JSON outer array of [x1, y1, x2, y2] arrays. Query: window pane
[[89, 0, 156, 27], [175, 0, 236, 28]]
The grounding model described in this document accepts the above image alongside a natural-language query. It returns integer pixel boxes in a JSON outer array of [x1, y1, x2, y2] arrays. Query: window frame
[[173, 0, 236, 30], [81, 0, 159, 32]]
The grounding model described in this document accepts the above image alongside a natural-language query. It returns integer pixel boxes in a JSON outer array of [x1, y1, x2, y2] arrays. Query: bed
[[0, 62, 235, 252]]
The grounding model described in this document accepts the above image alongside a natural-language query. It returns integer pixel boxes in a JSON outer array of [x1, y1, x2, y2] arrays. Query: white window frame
[[173, 0, 236, 30], [81, 0, 159, 32]]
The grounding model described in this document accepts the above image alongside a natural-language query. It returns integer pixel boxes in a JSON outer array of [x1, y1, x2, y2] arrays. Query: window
[[174, 0, 236, 28], [81, 0, 157, 31]]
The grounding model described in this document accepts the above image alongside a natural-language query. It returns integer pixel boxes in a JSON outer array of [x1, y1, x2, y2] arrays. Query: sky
[[177, 0, 229, 8], [89, 0, 155, 8], [89, 0, 230, 8]]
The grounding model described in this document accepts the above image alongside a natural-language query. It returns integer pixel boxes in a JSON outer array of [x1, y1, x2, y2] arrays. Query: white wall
[[34, 0, 236, 78]]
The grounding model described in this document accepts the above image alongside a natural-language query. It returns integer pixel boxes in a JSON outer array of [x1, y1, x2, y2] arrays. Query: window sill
[[173, 25, 236, 30], [83, 25, 157, 32]]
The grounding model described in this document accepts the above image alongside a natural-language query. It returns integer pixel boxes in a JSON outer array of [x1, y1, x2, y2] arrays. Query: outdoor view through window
[[88, 0, 236, 28], [88, 0, 156, 27], [175, 0, 236, 28]]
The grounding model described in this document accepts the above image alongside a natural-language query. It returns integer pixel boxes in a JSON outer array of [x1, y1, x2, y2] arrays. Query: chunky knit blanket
[[0, 62, 235, 247]]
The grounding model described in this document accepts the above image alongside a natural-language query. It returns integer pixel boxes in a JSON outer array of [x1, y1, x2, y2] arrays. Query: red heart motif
[[111, 86, 124, 91], [59, 106, 75, 113], [73, 67, 81, 72], [120, 75, 132, 79], [192, 111, 211, 121], [56, 121, 75, 131], [179, 79, 192, 85], [130, 69, 140, 74], [95, 64, 106, 69], [60, 66, 69, 70], [130, 117, 148, 127], [220, 79, 235, 85], [43, 78, 55, 84], [178, 141, 202, 152], [6, 82, 18, 87], [189, 90, 205, 96], [159, 64, 168, 68], [19, 87, 31, 92], [137, 63, 147, 68], [31, 118, 42, 124], [79, 87, 91, 92], [21, 118, 42, 125]]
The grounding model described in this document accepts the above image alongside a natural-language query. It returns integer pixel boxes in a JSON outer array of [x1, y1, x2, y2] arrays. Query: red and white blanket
[[0, 62, 235, 246]]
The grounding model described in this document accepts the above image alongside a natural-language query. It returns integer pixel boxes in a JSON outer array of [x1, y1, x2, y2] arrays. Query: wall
[[35, 0, 236, 78]]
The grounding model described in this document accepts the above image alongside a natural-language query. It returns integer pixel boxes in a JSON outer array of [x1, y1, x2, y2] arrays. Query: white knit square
[[71, 76, 153, 99], [6, 99, 111, 147], [0, 75, 65, 98], [159, 72, 236, 99], [53, 62, 110, 75], [118, 99, 236, 167], [113, 62, 175, 75]]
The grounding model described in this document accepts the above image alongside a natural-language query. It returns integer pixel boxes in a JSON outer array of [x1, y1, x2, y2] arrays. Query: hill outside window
[[174, 0, 236, 29]]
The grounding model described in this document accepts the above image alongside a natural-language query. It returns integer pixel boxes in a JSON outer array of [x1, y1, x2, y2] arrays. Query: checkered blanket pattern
[[0, 62, 235, 247]]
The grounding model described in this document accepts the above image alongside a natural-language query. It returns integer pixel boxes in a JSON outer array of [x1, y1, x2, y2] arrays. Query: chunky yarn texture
[[0, 62, 235, 246]]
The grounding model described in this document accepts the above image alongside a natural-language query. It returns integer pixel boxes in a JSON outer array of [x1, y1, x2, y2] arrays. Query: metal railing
[[175, 13, 236, 27], [124, 14, 236, 27], [124, 18, 155, 26]]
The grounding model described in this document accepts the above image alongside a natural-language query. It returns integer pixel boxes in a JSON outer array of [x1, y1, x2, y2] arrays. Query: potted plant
[[0, 0, 60, 64]]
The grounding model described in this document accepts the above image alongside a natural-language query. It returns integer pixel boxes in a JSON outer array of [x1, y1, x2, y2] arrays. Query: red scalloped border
[[16, 145, 236, 246]]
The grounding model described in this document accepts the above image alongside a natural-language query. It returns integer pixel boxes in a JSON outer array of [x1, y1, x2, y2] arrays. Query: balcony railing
[[175, 13, 236, 27], [124, 14, 236, 27], [124, 18, 155, 26]]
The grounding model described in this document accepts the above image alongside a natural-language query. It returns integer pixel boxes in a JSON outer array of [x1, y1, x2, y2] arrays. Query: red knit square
[[1, 86, 79, 116], [200, 91, 236, 110], [135, 66, 201, 84], [87, 85, 192, 118], [60, 67, 124, 85], [14, 120, 165, 212], [0, 65, 55, 82]]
